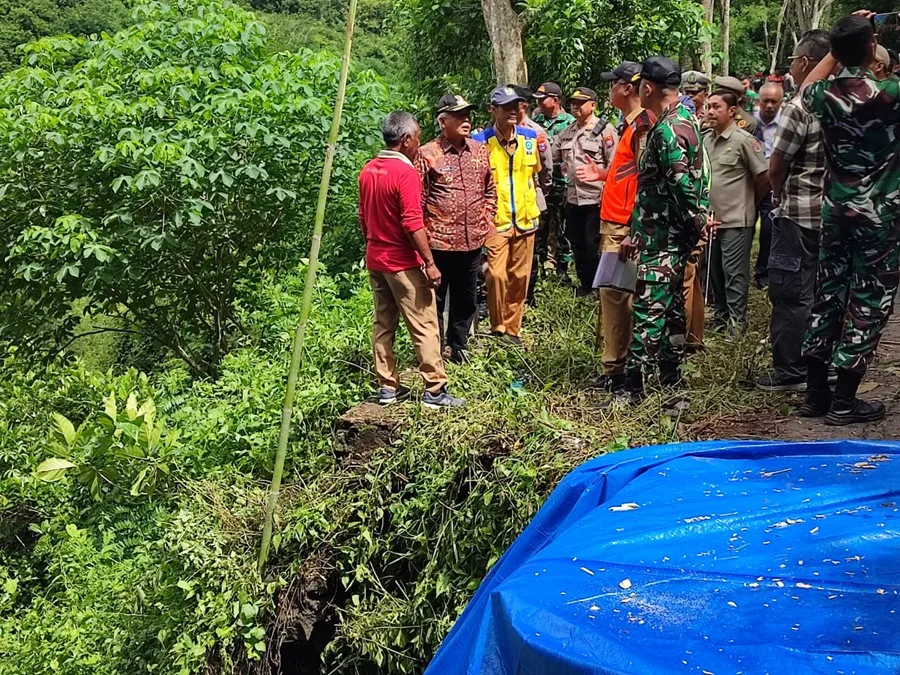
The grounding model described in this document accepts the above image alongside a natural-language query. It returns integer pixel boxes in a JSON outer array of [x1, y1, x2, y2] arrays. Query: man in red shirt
[[358, 111, 464, 408]]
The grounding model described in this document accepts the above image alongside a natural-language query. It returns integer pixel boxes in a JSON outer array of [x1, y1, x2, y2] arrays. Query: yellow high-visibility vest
[[474, 125, 542, 234]]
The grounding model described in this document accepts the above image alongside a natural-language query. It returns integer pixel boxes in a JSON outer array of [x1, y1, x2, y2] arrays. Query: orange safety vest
[[600, 119, 641, 226]]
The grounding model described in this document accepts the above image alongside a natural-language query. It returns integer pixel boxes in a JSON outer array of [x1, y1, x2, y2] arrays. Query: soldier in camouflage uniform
[[798, 14, 900, 426], [617, 57, 711, 401], [532, 82, 576, 280]]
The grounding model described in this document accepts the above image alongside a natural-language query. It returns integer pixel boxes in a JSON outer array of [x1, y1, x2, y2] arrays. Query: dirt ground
[[696, 310, 900, 441]]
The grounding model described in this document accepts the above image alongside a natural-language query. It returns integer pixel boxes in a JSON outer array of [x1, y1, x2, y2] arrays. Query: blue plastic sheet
[[426, 440, 900, 675]]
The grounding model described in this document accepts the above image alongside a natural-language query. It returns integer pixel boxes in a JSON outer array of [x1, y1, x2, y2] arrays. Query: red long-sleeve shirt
[[358, 151, 425, 273]]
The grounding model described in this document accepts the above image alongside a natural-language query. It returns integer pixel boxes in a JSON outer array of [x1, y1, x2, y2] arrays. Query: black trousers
[[755, 190, 775, 284], [433, 248, 481, 353], [566, 203, 601, 292], [768, 217, 819, 379]]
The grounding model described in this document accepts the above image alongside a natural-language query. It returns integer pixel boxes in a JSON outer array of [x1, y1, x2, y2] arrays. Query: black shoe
[[685, 342, 705, 354], [594, 373, 625, 392], [825, 399, 886, 426], [797, 389, 832, 418], [576, 286, 594, 297], [756, 372, 807, 392], [449, 349, 472, 364], [504, 334, 523, 347], [658, 364, 683, 388]]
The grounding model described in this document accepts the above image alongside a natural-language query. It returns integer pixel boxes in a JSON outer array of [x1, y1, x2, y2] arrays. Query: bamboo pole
[[258, 0, 359, 575]]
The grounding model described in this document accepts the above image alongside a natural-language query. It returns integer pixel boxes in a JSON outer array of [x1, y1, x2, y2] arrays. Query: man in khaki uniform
[[703, 90, 770, 330], [713, 76, 763, 141], [680, 70, 711, 350], [553, 87, 619, 294], [680, 70, 710, 118]]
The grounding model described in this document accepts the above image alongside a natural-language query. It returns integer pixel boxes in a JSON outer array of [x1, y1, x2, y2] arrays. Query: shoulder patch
[[603, 132, 615, 148], [752, 139, 762, 153]]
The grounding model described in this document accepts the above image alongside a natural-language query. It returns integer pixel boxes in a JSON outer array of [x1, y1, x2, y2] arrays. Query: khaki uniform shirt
[[702, 122, 767, 229], [553, 116, 619, 206]]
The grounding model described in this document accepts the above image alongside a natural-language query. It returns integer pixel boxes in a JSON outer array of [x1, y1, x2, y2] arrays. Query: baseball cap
[[533, 82, 563, 99], [714, 75, 746, 97], [569, 87, 598, 102], [489, 86, 527, 106], [436, 93, 475, 114], [639, 57, 682, 87], [600, 61, 643, 84]]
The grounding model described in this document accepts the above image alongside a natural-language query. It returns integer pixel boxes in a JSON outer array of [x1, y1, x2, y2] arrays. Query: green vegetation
[[0, 0, 131, 72], [0, 0, 836, 673], [0, 0, 398, 377]]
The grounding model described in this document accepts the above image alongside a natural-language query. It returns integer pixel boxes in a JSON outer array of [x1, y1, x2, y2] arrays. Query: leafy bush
[[0, 0, 399, 376]]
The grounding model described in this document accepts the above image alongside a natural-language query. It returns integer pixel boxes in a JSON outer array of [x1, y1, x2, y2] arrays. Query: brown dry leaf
[[857, 382, 880, 394]]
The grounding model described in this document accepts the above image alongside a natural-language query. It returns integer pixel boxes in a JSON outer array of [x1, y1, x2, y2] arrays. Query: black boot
[[607, 372, 642, 406], [595, 373, 625, 393], [798, 358, 831, 417], [658, 363, 683, 388], [825, 369, 886, 426]]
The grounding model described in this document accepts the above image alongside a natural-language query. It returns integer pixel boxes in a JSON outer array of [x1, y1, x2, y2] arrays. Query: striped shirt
[[771, 97, 825, 230]]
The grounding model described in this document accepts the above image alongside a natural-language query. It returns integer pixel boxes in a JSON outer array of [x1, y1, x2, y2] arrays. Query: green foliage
[[1, 267, 783, 675], [250, 0, 410, 81], [0, 0, 131, 73], [0, 0, 400, 376], [401, 0, 705, 105]]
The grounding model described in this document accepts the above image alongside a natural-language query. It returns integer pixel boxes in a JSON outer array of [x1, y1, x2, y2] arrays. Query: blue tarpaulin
[[426, 440, 900, 675]]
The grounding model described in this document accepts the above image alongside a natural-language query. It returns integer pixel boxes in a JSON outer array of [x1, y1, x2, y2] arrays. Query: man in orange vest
[[579, 61, 655, 391]]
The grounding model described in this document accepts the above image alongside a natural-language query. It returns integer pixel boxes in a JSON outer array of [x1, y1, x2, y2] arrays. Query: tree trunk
[[481, 0, 528, 84], [721, 0, 731, 76], [770, 0, 790, 74], [701, 0, 715, 77]]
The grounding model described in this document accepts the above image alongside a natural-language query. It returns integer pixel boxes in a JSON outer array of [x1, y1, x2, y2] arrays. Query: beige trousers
[[684, 256, 704, 348], [370, 268, 447, 395], [597, 222, 633, 375], [485, 228, 536, 337]]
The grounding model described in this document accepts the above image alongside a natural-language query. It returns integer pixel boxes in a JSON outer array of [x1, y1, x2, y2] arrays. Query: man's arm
[[483, 149, 498, 228], [802, 53, 839, 92], [358, 173, 367, 236], [665, 130, 708, 237], [397, 168, 440, 286], [768, 154, 790, 202], [536, 130, 552, 197], [414, 149, 431, 212], [743, 134, 771, 206], [754, 171, 771, 206], [769, 103, 806, 202]]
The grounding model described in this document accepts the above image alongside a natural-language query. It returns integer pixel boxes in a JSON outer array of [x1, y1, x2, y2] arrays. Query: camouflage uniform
[[532, 110, 576, 274], [802, 68, 900, 376], [626, 101, 711, 387]]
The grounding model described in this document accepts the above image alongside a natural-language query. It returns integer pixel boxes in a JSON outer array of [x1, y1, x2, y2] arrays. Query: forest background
[[0, 1, 895, 674]]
